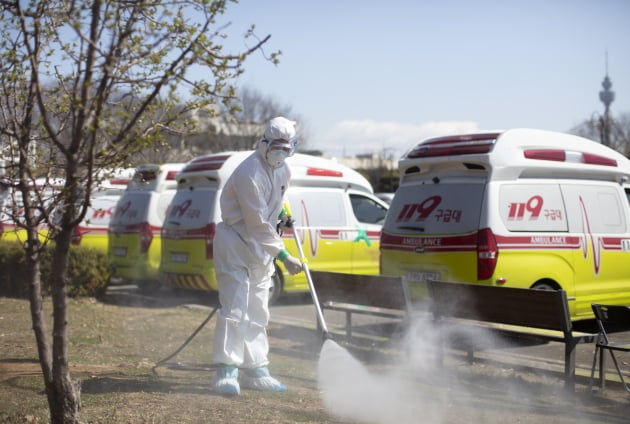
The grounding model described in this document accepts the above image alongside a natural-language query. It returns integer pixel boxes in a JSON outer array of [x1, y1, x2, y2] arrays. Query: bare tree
[[0, 1, 275, 422], [570, 111, 630, 157], [172, 85, 306, 156]]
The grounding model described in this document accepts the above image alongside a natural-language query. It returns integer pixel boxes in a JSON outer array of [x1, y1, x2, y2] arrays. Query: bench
[[309, 271, 409, 342], [424, 280, 597, 391]]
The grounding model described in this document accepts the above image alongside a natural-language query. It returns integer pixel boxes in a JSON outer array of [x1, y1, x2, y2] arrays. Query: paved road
[[106, 284, 630, 391]]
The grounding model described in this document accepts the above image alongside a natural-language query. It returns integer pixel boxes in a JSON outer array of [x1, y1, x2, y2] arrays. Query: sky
[[215, 0, 630, 159]]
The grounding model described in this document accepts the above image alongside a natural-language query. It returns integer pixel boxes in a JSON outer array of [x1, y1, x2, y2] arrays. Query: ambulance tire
[[532, 281, 559, 291], [269, 267, 283, 305]]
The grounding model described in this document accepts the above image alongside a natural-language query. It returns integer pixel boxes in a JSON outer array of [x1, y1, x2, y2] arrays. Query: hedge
[[0, 241, 111, 298]]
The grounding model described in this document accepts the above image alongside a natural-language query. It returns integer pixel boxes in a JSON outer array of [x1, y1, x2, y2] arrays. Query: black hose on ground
[[152, 305, 219, 374]]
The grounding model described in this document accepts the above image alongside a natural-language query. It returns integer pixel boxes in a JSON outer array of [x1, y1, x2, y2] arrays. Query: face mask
[[267, 149, 289, 168]]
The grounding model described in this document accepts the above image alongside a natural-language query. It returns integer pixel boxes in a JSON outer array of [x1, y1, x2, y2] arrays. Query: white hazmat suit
[[211, 117, 302, 395]]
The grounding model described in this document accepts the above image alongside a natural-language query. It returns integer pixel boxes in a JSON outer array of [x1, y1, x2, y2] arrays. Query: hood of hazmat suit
[[219, 117, 296, 265]]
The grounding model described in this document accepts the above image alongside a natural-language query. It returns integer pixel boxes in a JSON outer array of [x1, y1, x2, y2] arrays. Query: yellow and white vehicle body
[[108, 163, 184, 286], [159, 151, 389, 303], [71, 168, 135, 251], [380, 129, 630, 321], [0, 177, 65, 244]]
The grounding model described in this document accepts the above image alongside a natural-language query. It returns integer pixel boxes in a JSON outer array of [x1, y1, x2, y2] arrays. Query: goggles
[[265, 138, 296, 156]]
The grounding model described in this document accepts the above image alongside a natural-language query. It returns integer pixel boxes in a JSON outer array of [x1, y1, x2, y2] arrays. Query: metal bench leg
[[599, 349, 606, 389], [608, 350, 630, 392], [564, 341, 576, 392], [589, 345, 602, 391]]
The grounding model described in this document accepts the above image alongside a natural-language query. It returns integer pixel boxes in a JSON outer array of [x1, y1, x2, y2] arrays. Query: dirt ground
[[1, 292, 629, 424]]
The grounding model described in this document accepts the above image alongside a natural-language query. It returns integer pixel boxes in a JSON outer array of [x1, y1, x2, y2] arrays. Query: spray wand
[[282, 202, 331, 339]]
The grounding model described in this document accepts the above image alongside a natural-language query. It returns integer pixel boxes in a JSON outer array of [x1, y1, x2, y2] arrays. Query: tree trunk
[[50, 228, 82, 424], [27, 228, 81, 424], [26, 237, 55, 407]]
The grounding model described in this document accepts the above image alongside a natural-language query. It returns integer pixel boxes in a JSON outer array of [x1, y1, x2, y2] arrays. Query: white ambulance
[[0, 177, 65, 243], [70, 168, 135, 251], [380, 128, 630, 321], [108, 163, 185, 287], [160, 151, 389, 303]]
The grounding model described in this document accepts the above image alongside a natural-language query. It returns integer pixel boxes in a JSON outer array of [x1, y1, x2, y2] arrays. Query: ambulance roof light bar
[[406, 132, 501, 159], [181, 154, 232, 173], [523, 149, 618, 167]]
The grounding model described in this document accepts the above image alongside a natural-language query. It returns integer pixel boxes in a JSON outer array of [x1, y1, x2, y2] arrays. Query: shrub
[[0, 241, 30, 298], [0, 241, 111, 298], [60, 246, 112, 298]]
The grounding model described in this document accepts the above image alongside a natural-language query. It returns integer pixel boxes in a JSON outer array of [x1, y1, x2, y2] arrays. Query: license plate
[[171, 252, 188, 263], [113, 247, 127, 257], [405, 271, 441, 283]]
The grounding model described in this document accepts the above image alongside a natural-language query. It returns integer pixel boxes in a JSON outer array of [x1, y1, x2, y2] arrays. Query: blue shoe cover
[[241, 366, 287, 392], [211, 365, 240, 395]]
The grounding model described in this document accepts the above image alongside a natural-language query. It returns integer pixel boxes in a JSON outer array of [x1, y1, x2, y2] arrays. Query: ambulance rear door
[[160, 175, 220, 290], [381, 176, 485, 284], [75, 194, 120, 250]]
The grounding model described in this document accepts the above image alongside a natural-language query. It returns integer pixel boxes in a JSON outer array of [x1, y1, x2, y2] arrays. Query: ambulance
[[70, 168, 135, 251], [380, 128, 630, 321], [159, 151, 389, 303], [108, 163, 185, 287], [0, 177, 65, 243]]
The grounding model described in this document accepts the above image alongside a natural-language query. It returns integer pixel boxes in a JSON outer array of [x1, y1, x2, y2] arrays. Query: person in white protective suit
[[211, 116, 303, 396]]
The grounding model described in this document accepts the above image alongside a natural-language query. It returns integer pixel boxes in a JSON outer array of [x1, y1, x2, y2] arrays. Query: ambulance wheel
[[269, 269, 283, 305], [532, 281, 559, 291]]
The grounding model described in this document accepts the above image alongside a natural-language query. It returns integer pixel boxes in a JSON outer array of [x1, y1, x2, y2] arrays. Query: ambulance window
[[128, 169, 160, 191], [288, 191, 346, 227], [596, 192, 624, 230], [350, 194, 387, 224], [385, 183, 483, 234], [562, 184, 626, 234], [112, 194, 149, 225]]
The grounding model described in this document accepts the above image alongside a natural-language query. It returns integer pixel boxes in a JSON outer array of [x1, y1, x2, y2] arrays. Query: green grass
[[3, 295, 630, 424], [0, 296, 339, 424]]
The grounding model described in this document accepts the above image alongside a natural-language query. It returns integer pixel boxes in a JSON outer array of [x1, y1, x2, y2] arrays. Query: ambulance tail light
[[477, 228, 498, 281], [524, 149, 618, 167], [307, 168, 343, 177], [71, 226, 85, 245], [581, 153, 617, 166], [109, 179, 131, 186], [166, 171, 179, 180], [205, 223, 216, 259], [524, 149, 565, 162], [139, 222, 153, 253]]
